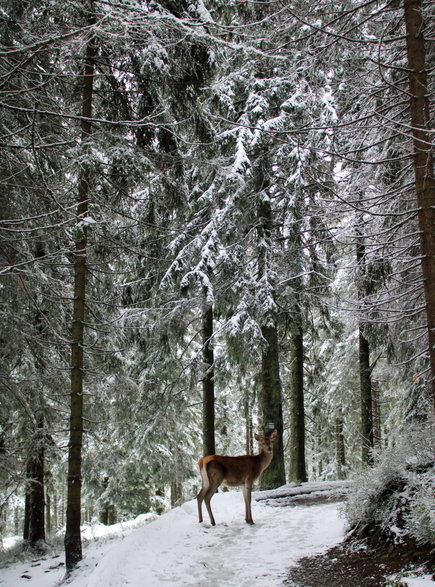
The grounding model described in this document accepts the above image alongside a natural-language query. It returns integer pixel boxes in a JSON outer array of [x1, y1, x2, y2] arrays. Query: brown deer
[[197, 430, 278, 526]]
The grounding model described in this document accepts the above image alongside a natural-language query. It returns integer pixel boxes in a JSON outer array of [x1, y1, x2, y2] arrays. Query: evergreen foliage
[[0, 0, 433, 566]]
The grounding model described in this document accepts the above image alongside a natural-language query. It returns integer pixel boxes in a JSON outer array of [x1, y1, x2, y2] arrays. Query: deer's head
[[254, 429, 278, 453]]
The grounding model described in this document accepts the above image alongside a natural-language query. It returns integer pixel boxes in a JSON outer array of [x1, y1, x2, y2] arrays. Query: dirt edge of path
[[284, 541, 434, 587]]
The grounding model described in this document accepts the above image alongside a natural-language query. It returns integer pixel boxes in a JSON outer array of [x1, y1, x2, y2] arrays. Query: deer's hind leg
[[203, 461, 225, 526], [197, 460, 211, 523], [197, 485, 207, 523]]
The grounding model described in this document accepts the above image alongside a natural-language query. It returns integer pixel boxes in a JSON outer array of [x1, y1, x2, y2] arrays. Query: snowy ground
[[0, 482, 432, 586]]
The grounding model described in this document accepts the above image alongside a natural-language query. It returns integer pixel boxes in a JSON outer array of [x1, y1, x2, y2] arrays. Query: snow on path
[[70, 492, 345, 587], [3, 483, 433, 586]]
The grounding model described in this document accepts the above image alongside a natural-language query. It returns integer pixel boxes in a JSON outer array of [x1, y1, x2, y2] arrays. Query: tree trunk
[[244, 387, 253, 455], [372, 385, 382, 448], [24, 416, 46, 546], [99, 477, 110, 526], [356, 237, 374, 465], [46, 491, 51, 536], [359, 326, 374, 465], [64, 23, 96, 572], [53, 493, 58, 533], [403, 0, 435, 411], [171, 479, 183, 507], [15, 506, 20, 536], [289, 324, 307, 482], [256, 193, 286, 489], [23, 466, 31, 541], [259, 324, 286, 489], [29, 451, 45, 546], [335, 407, 346, 480], [202, 303, 215, 457], [287, 190, 307, 483]]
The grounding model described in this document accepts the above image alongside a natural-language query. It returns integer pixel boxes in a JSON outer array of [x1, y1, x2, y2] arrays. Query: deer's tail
[[198, 458, 210, 491]]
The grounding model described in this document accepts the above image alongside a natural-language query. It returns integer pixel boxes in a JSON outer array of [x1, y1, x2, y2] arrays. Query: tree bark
[[403, 0, 435, 411], [29, 437, 45, 547], [53, 493, 58, 533], [244, 387, 253, 455], [359, 326, 374, 465], [24, 416, 46, 546], [372, 385, 382, 448], [64, 22, 96, 572], [287, 191, 307, 483], [259, 324, 286, 489], [99, 477, 110, 525], [202, 303, 215, 457], [289, 324, 307, 482], [256, 194, 286, 489], [335, 407, 346, 480], [23, 464, 31, 541], [356, 237, 374, 465], [171, 479, 183, 507], [46, 491, 51, 536]]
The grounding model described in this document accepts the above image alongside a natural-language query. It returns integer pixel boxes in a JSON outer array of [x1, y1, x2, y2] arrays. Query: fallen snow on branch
[[256, 480, 353, 505]]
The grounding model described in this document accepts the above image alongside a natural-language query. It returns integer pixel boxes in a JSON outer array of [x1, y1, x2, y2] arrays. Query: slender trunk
[[403, 0, 435, 411], [46, 492, 51, 536], [99, 477, 110, 525], [0, 506, 5, 541], [171, 479, 183, 507], [356, 237, 374, 465], [359, 326, 374, 465], [107, 505, 116, 525], [335, 407, 346, 480], [65, 23, 96, 572], [244, 388, 253, 455], [372, 385, 382, 448], [259, 324, 286, 489], [15, 507, 20, 535], [29, 446, 45, 546], [289, 324, 307, 482], [314, 422, 323, 478], [53, 493, 58, 532], [202, 303, 215, 457], [23, 464, 31, 541], [87, 503, 94, 525], [155, 488, 165, 515], [60, 496, 65, 529]]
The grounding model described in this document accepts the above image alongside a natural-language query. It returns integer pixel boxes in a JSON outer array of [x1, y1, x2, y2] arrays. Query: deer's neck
[[258, 448, 274, 472]]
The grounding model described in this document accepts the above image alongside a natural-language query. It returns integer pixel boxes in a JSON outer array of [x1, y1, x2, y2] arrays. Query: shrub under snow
[[345, 422, 434, 550]]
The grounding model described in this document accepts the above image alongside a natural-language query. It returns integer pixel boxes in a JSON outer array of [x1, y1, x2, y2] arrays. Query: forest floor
[[285, 541, 434, 587]]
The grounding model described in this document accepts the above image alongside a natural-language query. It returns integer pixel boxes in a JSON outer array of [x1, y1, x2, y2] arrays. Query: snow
[[75, 494, 343, 587], [0, 515, 157, 587], [387, 573, 435, 587], [404, 577, 435, 587], [1, 483, 433, 586]]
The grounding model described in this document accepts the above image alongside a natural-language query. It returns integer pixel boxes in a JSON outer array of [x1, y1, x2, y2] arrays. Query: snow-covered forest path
[[76, 490, 345, 587], [1, 483, 350, 587]]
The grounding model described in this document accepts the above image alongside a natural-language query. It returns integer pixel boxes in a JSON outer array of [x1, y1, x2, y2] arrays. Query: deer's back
[[201, 454, 261, 486]]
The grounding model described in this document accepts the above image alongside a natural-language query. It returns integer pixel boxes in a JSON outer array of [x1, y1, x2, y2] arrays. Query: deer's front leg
[[243, 481, 254, 525]]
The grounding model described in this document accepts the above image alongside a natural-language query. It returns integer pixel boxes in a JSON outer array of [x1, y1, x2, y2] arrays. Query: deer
[[197, 429, 278, 526]]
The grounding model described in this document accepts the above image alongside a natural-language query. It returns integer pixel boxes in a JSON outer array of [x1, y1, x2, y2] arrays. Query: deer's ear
[[270, 430, 278, 439], [254, 433, 262, 441]]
